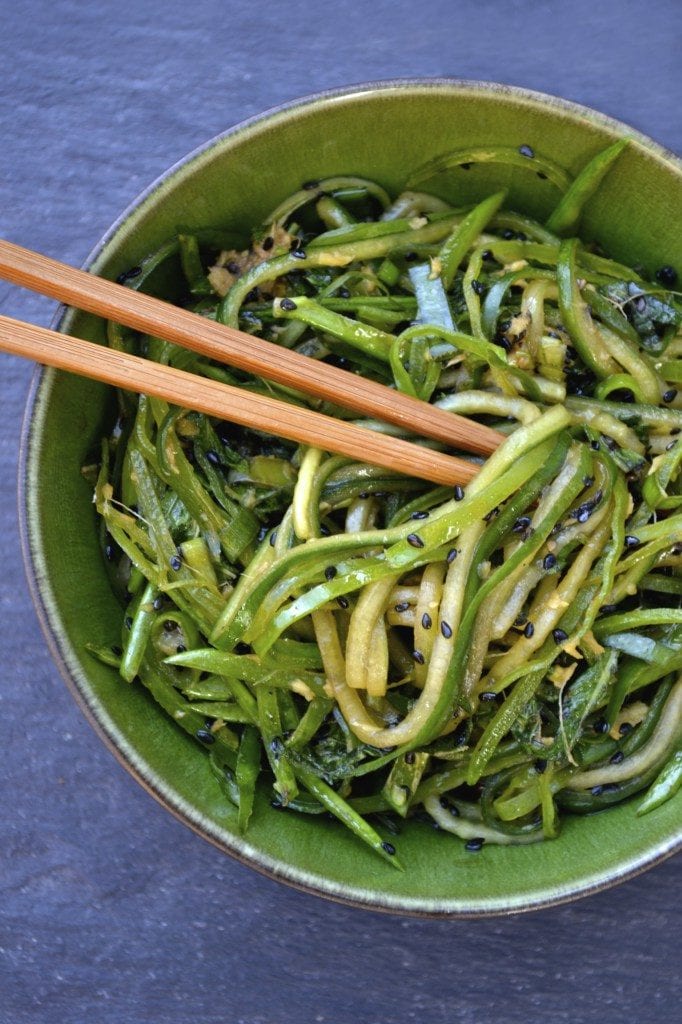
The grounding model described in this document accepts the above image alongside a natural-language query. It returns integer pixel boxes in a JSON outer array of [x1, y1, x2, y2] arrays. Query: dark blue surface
[[1, 2, 680, 1022]]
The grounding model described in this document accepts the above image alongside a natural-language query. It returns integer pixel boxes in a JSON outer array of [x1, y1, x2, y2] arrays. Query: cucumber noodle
[[89, 142, 682, 867]]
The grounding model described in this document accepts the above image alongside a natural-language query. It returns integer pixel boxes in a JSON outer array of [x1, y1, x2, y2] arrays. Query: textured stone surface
[[1, 2, 680, 1022]]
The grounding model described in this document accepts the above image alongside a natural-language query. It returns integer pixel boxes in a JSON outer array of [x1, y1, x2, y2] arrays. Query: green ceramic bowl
[[20, 80, 682, 916]]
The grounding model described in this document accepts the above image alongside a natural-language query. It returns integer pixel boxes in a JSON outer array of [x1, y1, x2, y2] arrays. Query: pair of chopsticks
[[0, 238, 503, 485]]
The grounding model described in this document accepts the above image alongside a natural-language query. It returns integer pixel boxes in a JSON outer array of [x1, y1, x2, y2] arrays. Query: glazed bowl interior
[[21, 80, 682, 915]]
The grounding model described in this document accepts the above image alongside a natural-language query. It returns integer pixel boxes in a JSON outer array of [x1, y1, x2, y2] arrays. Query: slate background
[[1, 2, 680, 1022]]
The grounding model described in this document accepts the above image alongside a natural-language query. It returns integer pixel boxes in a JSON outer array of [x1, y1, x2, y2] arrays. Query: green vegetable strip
[[567, 677, 682, 790], [467, 667, 546, 785], [289, 758, 403, 869], [545, 139, 629, 235], [120, 581, 158, 682], [236, 726, 262, 833], [273, 296, 396, 361], [636, 749, 682, 816], [438, 191, 506, 289], [557, 238, 619, 377], [407, 145, 573, 192], [257, 685, 298, 804]]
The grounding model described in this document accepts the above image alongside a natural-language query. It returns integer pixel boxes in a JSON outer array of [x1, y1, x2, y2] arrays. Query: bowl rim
[[19, 77, 682, 917]]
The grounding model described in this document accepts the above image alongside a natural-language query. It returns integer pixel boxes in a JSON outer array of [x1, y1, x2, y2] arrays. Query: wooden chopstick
[[0, 313, 480, 486], [0, 238, 503, 456]]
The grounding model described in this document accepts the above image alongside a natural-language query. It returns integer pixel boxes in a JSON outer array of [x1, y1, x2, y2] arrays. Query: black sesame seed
[[279, 297, 298, 312], [624, 535, 640, 549], [410, 510, 429, 520], [481, 250, 494, 262], [163, 619, 177, 631], [395, 602, 410, 613], [593, 718, 609, 734], [447, 548, 458, 563], [479, 691, 497, 702], [337, 596, 349, 609], [440, 621, 453, 639], [552, 628, 568, 644], [512, 516, 532, 533], [413, 650, 425, 665], [666, 440, 678, 451], [269, 531, 278, 547], [205, 449, 221, 466], [663, 388, 678, 403], [196, 728, 215, 745], [610, 750, 625, 765], [619, 722, 633, 735], [523, 621, 535, 638], [519, 144, 535, 158], [381, 841, 396, 856], [324, 565, 338, 581], [116, 266, 142, 284], [590, 439, 601, 451], [169, 555, 182, 572], [152, 596, 164, 611], [291, 249, 307, 260], [404, 251, 418, 262], [465, 838, 485, 852], [111, 645, 122, 657], [261, 235, 274, 251], [453, 485, 465, 501], [591, 785, 604, 796], [176, 644, 186, 654], [656, 265, 678, 287], [421, 612, 432, 630], [124, 616, 132, 630], [543, 553, 557, 570], [104, 542, 115, 561], [501, 229, 516, 240], [471, 279, 485, 295], [515, 613, 528, 626], [407, 533, 425, 548]]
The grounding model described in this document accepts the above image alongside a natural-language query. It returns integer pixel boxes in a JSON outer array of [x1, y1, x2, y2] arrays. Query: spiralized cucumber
[[90, 144, 682, 865]]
